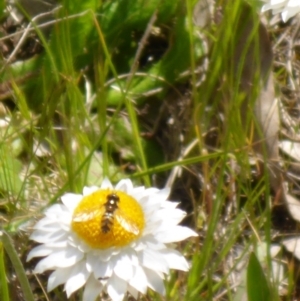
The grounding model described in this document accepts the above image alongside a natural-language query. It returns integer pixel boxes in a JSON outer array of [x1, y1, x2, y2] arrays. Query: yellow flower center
[[71, 189, 145, 249]]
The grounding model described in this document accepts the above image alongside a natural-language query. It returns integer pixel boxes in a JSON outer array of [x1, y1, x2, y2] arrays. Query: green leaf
[[0, 231, 34, 301], [0, 145, 23, 195], [0, 2, 6, 23], [247, 252, 272, 301], [100, 0, 179, 34], [0, 242, 9, 301], [106, 12, 198, 106]]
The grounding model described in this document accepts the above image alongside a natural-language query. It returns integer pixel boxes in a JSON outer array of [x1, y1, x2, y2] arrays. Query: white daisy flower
[[262, 0, 300, 22], [27, 178, 198, 301]]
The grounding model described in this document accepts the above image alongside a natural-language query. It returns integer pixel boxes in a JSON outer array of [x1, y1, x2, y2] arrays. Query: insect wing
[[73, 206, 105, 222], [115, 210, 140, 235]]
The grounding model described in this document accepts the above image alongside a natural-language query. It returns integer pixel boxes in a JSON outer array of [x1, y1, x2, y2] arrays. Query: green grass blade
[[0, 231, 34, 301], [0, 241, 9, 301], [247, 252, 271, 301]]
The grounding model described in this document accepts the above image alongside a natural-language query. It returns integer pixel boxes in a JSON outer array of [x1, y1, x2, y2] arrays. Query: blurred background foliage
[[0, 0, 206, 201]]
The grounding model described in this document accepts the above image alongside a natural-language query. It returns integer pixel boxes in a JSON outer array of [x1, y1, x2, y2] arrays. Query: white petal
[[129, 265, 148, 294], [34, 247, 83, 273], [129, 186, 145, 201], [83, 186, 99, 196], [141, 198, 161, 215], [88, 248, 114, 263], [102, 247, 121, 259], [27, 245, 54, 261], [282, 237, 300, 259], [161, 200, 180, 209], [91, 259, 113, 279], [142, 236, 166, 251], [150, 208, 186, 226], [144, 187, 160, 195], [30, 229, 68, 244], [87, 250, 118, 278], [61, 193, 83, 211], [138, 194, 159, 210], [65, 261, 90, 297], [287, 0, 300, 7], [282, 6, 300, 21], [144, 267, 165, 295], [113, 253, 133, 281], [157, 188, 170, 200], [107, 274, 127, 301], [147, 190, 170, 206], [143, 221, 162, 236], [44, 204, 65, 216], [261, 0, 300, 22], [115, 179, 133, 193], [261, 3, 278, 13], [100, 178, 113, 189], [156, 226, 198, 243], [48, 267, 72, 291], [127, 285, 139, 299], [83, 276, 103, 301], [33, 221, 68, 233], [43, 206, 69, 221], [161, 248, 190, 271], [139, 248, 169, 274], [33, 217, 60, 229], [68, 235, 90, 252]]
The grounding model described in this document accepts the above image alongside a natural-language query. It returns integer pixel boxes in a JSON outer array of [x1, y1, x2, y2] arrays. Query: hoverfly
[[72, 193, 140, 235], [101, 193, 120, 233]]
